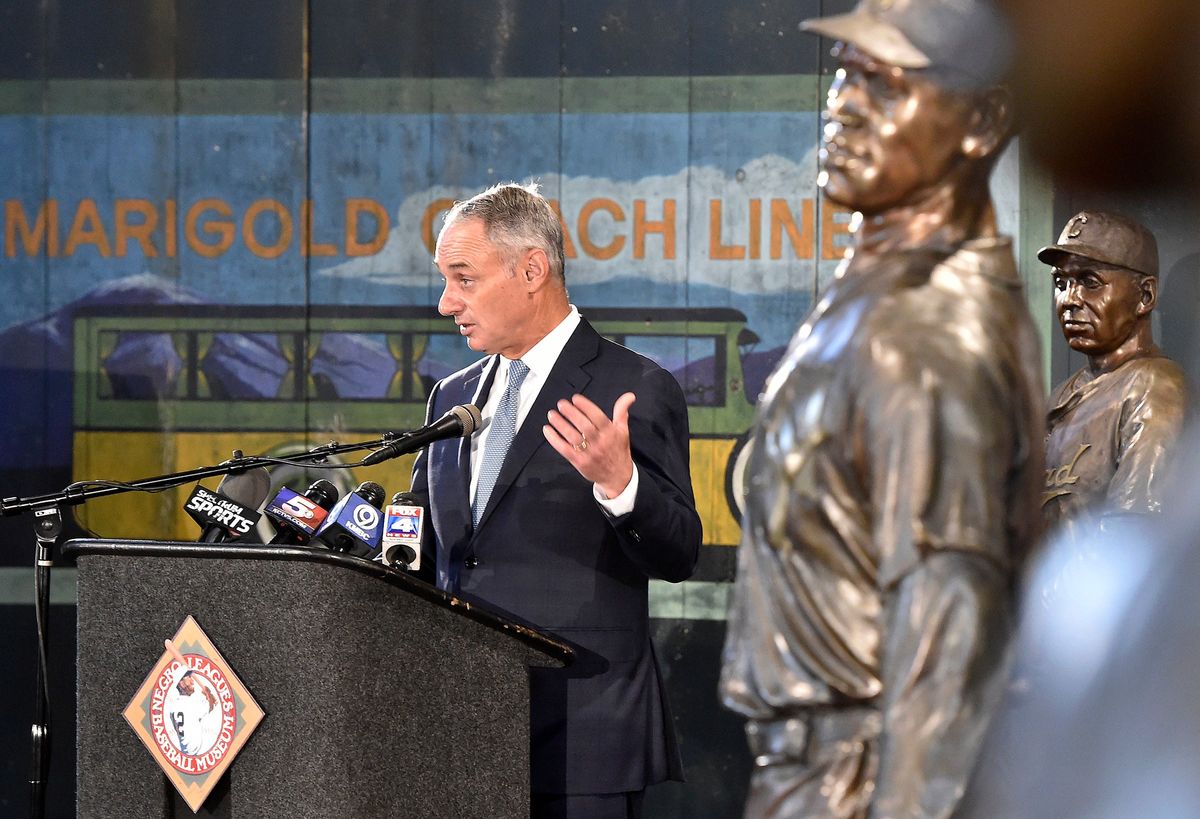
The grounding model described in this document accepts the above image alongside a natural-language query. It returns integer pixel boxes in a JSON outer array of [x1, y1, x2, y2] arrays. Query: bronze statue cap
[[801, 0, 1013, 88], [1038, 211, 1159, 277]]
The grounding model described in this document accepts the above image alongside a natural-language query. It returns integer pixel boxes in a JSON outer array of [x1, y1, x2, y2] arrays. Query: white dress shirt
[[469, 305, 639, 517]]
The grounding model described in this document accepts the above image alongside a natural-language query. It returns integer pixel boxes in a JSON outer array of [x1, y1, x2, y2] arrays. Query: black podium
[[63, 539, 572, 818]]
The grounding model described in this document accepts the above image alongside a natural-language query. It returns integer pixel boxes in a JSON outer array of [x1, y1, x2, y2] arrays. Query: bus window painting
[[71, 305, 758, 546]]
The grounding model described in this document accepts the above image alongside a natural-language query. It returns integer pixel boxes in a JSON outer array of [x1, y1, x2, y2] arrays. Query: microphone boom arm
[[2, 432, 412, 518]]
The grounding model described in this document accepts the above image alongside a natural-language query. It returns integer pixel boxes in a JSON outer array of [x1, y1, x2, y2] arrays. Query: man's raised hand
[[544, 392, 636, 498]]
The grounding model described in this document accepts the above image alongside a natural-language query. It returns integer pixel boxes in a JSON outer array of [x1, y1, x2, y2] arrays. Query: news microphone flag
[[381, 503, 423, 570], [184, 484, 261, 542], [264, 487, 332, 543], [314, 482, 386, 557]]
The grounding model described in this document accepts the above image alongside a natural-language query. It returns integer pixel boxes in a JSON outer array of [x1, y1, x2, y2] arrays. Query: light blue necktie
[[472, 359, 529, 528]]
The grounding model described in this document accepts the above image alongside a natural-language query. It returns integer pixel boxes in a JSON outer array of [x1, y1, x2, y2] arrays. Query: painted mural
[[0, 104, 857, 553]]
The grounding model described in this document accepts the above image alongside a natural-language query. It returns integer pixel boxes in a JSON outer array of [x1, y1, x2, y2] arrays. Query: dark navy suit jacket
[[410, 318, 701, 794]]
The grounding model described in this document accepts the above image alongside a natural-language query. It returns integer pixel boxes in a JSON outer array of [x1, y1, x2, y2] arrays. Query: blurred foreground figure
[[1040, 211, 1188, 536], [997, 0, 1200, 192], [719, 1, 1044, 816], [965, 432, 1200, 816]]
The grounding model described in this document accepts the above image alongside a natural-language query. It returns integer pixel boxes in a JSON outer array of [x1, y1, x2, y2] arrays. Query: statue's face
[[819, 43, 973, 213], [1053, 256, 1146, 355]]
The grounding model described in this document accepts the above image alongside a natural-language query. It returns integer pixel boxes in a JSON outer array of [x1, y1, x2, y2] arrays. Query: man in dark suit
[[409, 182, 701, 818]]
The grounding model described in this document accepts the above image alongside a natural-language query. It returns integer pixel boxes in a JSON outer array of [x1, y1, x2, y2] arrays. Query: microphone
[[361, 404, 483, 467], [313, 480, 386, 557], [184, 467, 271, 543], [380, 491, 425, 570], [264, 479, 340, 545]]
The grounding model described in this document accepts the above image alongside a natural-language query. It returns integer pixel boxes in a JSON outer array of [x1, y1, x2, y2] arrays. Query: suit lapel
[[433, 357, 496, 543], [473, 321, 600, 534], [462, 354, 501, 483]]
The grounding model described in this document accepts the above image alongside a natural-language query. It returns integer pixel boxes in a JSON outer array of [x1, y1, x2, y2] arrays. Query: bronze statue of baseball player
[[720, 1, 1045, 816], [1040, 210, 1189, 536]]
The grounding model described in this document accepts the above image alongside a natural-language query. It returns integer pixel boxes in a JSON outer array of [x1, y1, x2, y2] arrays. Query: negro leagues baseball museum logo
[[123, 616, 264, 812]]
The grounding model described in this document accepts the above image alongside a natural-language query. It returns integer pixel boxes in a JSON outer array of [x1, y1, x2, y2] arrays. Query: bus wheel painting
[[724, 432, 755, 526]]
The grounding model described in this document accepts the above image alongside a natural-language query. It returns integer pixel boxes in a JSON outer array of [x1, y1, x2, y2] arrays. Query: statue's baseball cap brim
[[1037, 210, 1159, 277], [1037, 243, 1131, 273], [801, 9, 931, 69]]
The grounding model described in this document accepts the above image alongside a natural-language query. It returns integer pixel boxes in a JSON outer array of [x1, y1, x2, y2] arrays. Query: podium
[[63, 539, 572, 818]]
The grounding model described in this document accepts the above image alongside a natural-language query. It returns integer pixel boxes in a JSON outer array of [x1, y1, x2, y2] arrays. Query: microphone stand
[[27, 506, 61, 819], [3, 433, 403, 819]]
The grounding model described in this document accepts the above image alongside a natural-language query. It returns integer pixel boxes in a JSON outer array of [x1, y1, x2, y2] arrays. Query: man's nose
[[1060, 281, 1084, 307], [825, 75, 866, 130], [437, 287, 460, 316]]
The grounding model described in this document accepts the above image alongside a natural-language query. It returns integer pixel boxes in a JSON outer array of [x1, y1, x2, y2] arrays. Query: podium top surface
[[64, 538, 573, 665]]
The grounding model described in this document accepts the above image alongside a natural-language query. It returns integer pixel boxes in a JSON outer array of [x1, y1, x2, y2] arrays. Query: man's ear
[[522, 247, 552, 292], [1136, 274, 1158, 317], [961, 86, 1014, 160]]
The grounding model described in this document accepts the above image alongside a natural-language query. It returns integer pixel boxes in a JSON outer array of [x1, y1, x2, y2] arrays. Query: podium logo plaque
[[123, 616, 265, 813]]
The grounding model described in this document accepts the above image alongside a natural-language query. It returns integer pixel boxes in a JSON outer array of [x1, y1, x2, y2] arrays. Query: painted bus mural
[[70, 303, 759, 546]]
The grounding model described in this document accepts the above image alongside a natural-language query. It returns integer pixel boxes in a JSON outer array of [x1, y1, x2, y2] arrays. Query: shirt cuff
[[594, 466, 639, 518]]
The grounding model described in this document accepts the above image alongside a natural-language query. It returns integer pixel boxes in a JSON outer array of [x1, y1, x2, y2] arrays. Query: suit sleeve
[[605, 366, 702, 583], [407, 379, 440, 585]]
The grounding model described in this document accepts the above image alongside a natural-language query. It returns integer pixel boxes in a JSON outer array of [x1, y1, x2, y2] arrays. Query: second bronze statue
[[1040, 210, 1189, 537]]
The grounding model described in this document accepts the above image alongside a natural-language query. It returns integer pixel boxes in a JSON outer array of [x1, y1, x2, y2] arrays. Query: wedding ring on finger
[[574, 435, 589, 452]]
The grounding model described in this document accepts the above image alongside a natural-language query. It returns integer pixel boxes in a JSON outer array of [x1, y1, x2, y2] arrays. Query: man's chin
[[818, 175, 858, 210], [819, 175, 891, 215]]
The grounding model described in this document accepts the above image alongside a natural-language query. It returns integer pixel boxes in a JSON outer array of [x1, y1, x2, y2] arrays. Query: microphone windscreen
[[216, 467, 272, 511], [305, 479, 340, 509], [453, 404, 483, 436], [355, 480, 386, 509]]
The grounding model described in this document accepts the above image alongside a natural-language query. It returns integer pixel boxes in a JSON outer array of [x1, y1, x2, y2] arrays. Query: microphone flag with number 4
[[382, 500, 424, 570]]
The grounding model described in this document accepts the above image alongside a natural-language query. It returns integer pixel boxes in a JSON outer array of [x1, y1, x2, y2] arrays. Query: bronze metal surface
[[1042, 211, 1188, 533], [721, 8, 1043, 815]]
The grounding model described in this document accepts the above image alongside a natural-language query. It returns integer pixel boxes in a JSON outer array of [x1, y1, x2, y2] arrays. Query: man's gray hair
[[442, 182, 566, 283]]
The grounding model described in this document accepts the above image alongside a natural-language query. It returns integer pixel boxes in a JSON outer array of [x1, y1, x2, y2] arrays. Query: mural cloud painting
[[318, 151, 839, 295]]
